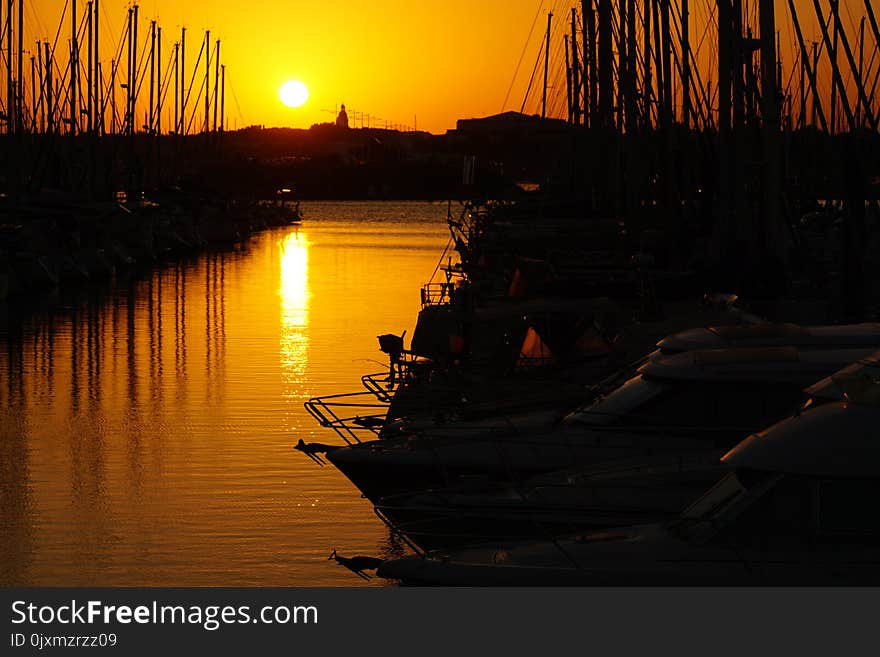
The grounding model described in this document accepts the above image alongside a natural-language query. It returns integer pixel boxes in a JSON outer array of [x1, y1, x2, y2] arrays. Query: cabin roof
[[722, 402, 880, 477], [638, 347, 876, 384], [657, 323, 880, 353]]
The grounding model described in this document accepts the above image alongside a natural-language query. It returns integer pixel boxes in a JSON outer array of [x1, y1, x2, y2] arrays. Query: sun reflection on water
[[279, 230, 311, 408]]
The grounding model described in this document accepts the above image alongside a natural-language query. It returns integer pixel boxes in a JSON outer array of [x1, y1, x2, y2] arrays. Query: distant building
[[336, 104, 349, 129], [452, 111, 566, 137]]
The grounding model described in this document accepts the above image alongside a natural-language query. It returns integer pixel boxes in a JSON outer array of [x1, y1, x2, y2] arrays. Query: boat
[[377, 395, 880, 585], [325, 345, 876, 502]]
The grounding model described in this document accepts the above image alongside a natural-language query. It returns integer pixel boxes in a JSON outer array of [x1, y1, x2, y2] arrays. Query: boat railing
[[420, 282, 455, 307], [361, 372, 398, 403], [303, 391, 390, 445]]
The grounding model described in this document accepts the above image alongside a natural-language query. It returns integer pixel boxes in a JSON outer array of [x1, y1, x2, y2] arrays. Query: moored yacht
[[326, 346, 875, 501], [377, 398, 880, 585]]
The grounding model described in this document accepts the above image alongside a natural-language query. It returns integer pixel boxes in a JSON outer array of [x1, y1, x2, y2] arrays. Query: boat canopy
[[722, 402, 880, 477], [657, 322, 880, 354], [566, 374, 668, 425], [639, 346, 877, 384]]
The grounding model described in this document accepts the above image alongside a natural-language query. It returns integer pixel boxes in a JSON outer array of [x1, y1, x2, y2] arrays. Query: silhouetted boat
[[377, 395, 880, 584], [326, 345, 876, 502]]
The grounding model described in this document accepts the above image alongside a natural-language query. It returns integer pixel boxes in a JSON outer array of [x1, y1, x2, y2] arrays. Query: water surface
[[0, 201, 450, 585]]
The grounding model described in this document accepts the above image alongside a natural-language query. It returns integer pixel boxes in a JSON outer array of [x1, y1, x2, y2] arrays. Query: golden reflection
[[279, 230, 311, 404]]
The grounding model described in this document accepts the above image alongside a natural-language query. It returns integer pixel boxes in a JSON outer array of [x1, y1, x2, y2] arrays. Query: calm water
[[0, 201, 450, 586]]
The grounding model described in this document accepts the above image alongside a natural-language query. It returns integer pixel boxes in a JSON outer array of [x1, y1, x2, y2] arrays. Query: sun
[[280, 80, 309, 108]]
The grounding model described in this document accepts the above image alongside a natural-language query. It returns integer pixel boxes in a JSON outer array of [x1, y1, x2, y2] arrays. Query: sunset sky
[[22, 1, 853, 133]]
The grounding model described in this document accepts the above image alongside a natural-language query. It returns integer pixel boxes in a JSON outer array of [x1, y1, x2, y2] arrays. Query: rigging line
[[502, 0, 544, 111], [184, 71, 205, 134], [100, 0, 124, 68], [227, 73, 244, 125], [180, 36, 205, 126], [100, 18, 129, 117], [520, 28, 546, 113], [156, 44, 176, 110], [23, 0, 49, 41], [49, 0, 69, 64], [98, 14, 129, 119], [132, 22, 154, 112]]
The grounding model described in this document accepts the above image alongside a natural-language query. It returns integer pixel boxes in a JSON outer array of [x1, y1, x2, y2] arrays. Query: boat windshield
[[565, 375, 669, 426], [668, 469, 780, 541]]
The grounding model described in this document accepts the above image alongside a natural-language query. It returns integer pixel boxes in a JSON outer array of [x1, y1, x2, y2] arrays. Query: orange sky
[[20, 1, 869, 133]]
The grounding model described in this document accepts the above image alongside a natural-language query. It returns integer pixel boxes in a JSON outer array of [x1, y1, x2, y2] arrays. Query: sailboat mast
[[541, 12, 551, 119], [37, 40, 44, 131], [45, 41, 53, 134], [213, 40, 220, 132], [220, 64, 225, 133], [87, 1, 93, 133], [180, 27, 186, 134], [71, 0, 78, 135], [157, 27, 162, 133], [149, 20, 156, 133], [94, 0, 99, 133], [126, 8, 132, 134], [174, 41, 179, 133], [7, 0, 13, 134], [204, 30, 210, 133], [17, 0, 22, 133], [132, 4, 139, 133]]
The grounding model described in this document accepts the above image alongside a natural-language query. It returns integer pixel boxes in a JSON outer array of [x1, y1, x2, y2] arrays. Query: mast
[[29, 54, 35, 132], [585, 0, 597, 126], [565, 35, 572, 124], [597, 0, 612, 127], [617, 0, 627, 130], [156, 26, 162, 133], [98, 61, 104, 134], [37, 40, 44, 131], [220, 64, 225, 133], [7, 0, 14, 134], [213, 40, 220, 132], [126, 8, 132, 134], [87, 1, 93, 133], [660, 0, 673, 127], [180, 27, 186, 134], [643, 0, 652, 127], [71, 0, 78, 135], [570, 8, 580, 126], [626, 0, 637, 130], [45, 41, 53, 134], [132, 4, 139, 133], [110, 58, 116, 134], [759, 0, 781, 260], [541, 13, 551, 119], [681, 0, 691, 128], [204, 30, 210, 133], [857, 17, 865, 128], [149, 20, 156, 133], [717, 0, 733, 246], [94, 0, 99, 133], [174, 41, 179, 133], [17, 0, 22, 133]]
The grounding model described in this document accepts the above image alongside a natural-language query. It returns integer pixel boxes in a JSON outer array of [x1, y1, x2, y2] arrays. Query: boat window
[[565, 375, 669, 425], [680, 472, 752, 521], [670, 470, 779, 542], [817, 479, 880, 542]]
